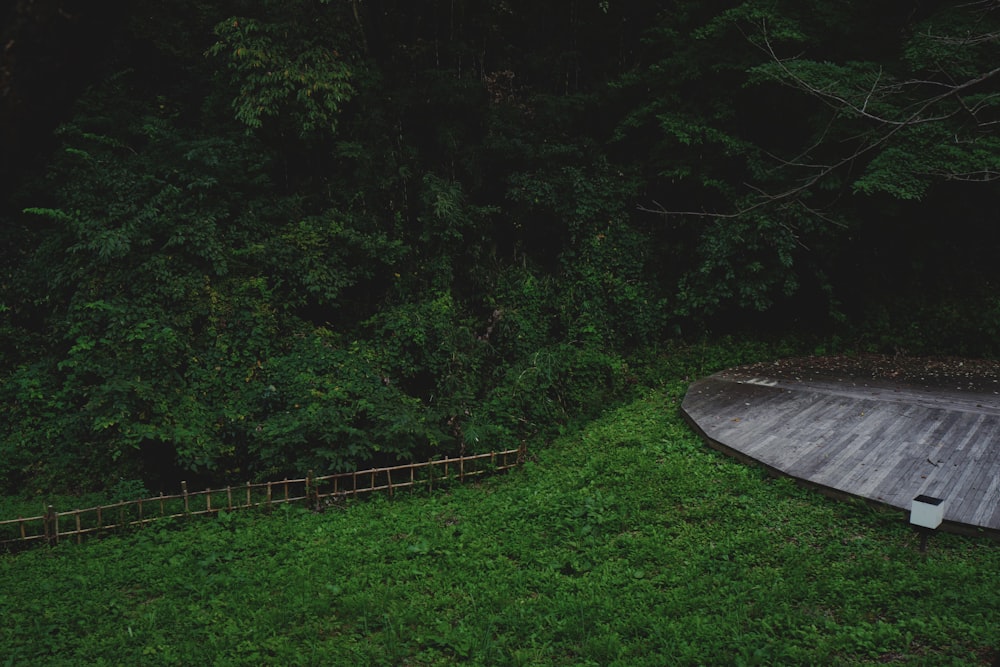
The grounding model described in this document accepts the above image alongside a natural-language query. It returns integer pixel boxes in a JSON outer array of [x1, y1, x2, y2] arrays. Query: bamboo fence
[[0, 447, 525, 552]]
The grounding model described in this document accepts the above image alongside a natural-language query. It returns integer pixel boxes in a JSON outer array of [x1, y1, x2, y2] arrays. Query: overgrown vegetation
[[3, 1, 1000, 494], [2, 2, 998, 660], [2, 351, 997, 665]]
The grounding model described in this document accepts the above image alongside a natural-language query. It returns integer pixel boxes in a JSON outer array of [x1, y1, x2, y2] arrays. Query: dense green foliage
[[2, 1, 1000, 490], [2, 354, 998, 665]]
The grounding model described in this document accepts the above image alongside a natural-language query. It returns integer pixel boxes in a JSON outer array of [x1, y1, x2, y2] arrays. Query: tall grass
[[1, 346, 997, 665]]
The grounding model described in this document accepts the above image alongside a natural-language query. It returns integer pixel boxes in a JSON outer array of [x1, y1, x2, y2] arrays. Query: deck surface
[[681, 360, 1000, 535]]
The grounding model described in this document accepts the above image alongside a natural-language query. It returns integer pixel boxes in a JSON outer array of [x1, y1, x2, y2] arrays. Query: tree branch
[[638, 16, 1000, 223]]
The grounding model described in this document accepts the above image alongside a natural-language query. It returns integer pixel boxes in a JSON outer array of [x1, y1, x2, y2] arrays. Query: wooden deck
[[682, 365, 1000, 536]]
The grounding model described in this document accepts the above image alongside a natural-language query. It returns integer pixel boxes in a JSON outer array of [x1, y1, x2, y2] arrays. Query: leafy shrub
[[248, 332, 436, 476], [485, 343, 629, 443]]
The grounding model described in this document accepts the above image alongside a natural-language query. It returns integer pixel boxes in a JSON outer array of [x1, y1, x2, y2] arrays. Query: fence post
[[182, 481, 189, 515], [43, 505, 57, 547]]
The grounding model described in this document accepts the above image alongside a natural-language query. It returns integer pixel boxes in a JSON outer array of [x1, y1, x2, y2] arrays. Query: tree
[[620, 1, 1000, 329], [7, 0, 1000, 494]]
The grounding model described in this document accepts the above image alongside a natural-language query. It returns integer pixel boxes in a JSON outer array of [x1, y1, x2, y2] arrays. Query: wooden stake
[[44, 505, 56, 546]]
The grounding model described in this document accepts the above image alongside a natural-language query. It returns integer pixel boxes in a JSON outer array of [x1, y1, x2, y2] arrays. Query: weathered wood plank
[[972, 445, 1000, 526], [956, 427, 999, 516], [986, 493, 1000, 531], [874, 454, 933, 506], [682, 369, 1000, 535], [928, 421, 999, 521], [849, 410, 968, 499]]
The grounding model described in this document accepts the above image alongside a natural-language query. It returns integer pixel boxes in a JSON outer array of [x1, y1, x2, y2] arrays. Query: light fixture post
[[910, 495, 946, 554]]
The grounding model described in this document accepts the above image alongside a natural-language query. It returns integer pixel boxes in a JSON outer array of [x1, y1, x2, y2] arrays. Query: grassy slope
[[1, 362, 998, 666]]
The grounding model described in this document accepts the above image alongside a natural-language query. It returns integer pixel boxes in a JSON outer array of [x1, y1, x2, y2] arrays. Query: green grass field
[[2, 370, 998, 665]]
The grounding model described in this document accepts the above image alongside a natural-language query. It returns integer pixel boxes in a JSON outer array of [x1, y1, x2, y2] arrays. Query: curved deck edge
[[681, 373, 1000, 541]]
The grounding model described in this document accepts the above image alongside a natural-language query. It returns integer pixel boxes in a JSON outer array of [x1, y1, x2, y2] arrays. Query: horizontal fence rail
[[0, 448, 524, 552]]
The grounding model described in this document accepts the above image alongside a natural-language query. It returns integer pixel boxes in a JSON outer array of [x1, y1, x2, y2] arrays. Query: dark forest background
[[3, 0, 1000, 494]]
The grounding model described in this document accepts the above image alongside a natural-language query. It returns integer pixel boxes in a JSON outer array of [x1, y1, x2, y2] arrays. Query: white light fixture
[[910, 494, 946, 530]]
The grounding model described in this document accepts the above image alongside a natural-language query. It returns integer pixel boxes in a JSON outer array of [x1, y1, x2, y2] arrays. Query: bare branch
[[931, 168, 1000, 181], [758, 25, 1000, 127], [862, 67, 882, 113], [794, 200, 848, 228], [638, 14, 1000, 226]]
